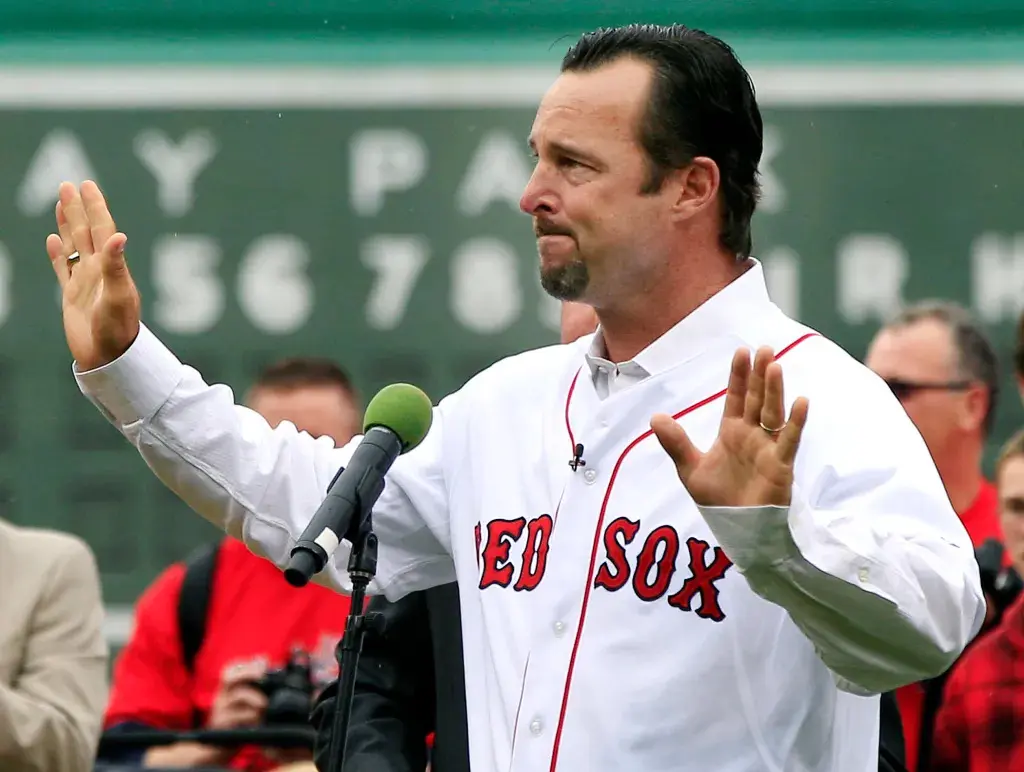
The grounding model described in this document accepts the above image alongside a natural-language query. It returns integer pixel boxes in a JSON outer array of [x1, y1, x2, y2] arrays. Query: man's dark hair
[[561, 23, 763, 258], [250, 357, 358, 403], [887, 300, 1000, 437]]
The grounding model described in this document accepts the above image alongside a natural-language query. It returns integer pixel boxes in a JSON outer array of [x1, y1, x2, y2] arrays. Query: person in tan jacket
[[0, 517, 108, 772]]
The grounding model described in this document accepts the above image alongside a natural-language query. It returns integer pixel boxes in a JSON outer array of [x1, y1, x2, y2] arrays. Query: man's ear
[[669, 157, 720, 222]]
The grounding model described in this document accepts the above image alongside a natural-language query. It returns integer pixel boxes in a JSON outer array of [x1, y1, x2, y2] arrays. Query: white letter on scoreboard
[[972, 232, 1024, 324], [151, 235, 224, 334], [134, 129, 218, 217], [17, 129, 100, 216], [836, 233, 909, 323], [456, 131, 532, 215], [758, 125, 786, 214], [238, 235, 314, 334], [350, 130, 428, 216], [361, 235, 430, 330]]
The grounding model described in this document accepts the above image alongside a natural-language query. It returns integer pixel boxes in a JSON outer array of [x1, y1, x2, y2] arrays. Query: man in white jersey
[[46, 24, 982, 772]]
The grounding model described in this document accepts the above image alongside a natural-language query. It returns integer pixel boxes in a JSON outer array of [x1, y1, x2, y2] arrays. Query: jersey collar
[[583, 258, 772, 380]]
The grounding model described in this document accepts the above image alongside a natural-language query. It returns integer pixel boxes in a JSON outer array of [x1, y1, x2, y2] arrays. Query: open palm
[[44, 181, 141, 371], [651, 347, 810, 508]]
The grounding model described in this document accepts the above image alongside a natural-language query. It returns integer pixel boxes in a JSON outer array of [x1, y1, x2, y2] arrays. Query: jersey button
[[530, 717, 544, 736], [553, 620, 566, 637], [583, 468, 598, 484]]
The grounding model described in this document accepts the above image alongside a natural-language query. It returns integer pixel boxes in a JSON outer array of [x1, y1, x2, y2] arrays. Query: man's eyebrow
[[527, 137, 601, 164]]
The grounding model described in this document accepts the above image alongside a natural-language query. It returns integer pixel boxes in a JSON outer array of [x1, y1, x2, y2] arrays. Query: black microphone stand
[[325, 502, 385, 772]]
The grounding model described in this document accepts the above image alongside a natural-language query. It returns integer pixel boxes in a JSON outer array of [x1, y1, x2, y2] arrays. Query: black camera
[[976, 538, 1023, 623], [250, 649, 316, 726]]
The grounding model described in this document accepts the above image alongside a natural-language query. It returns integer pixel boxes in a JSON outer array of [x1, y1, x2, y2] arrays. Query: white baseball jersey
[[77, 260, 984, 772]]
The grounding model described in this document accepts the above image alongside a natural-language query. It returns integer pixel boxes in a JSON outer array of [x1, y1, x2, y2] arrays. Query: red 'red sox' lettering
[[593, 517, 640, 591], [633, 525, 681, 601], [666, 537, 733, 621], [478, 518, 527, 589], [477, 515, 553, 591], [592, 521, 733, 621], [477, 516, 732, 620], [513, 515, 553, 591]]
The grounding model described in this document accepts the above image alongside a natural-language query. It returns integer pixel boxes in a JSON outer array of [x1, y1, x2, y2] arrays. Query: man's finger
[[742, 347, 773, 424], [722, 348, 750, 420], [775, 397, 809, 466], [56, 201, 76, 259], [99, 233, 130, 284], [81, 180, 117, 255], [759, 362, 786, 434], [221, 659, 267, 687], [224, 686, 268, 713], [46, 233, 70, 288], [59, 182, 95, 258], [651, 413, 702, 480]]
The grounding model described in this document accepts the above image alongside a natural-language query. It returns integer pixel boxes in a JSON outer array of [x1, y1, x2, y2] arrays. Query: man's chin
[[539, 263, 589, 302], [540, 274, 586, 302]]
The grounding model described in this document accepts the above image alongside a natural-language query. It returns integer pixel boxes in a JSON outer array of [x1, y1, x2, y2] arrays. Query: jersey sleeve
[[697, 339, 985, 695], [74, 324, 457, 600], [103, 564, 195, 731]]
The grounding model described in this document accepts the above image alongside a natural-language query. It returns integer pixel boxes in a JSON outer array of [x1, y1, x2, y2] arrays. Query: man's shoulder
[[749, 311, 896, 408], [1, 517, 88, 551], [0, 519, 99, 574], [457, 339, 584, 401]]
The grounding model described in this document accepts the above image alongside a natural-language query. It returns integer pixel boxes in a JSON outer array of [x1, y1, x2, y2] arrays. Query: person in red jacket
[[865, 300, 1002, 771], [99, 357, 362, 771], [929, 427, 1024, 771]]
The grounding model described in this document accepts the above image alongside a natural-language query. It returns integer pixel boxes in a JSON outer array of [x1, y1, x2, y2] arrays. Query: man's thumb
[[100, 233, 129, 280], [651, 413, 700, 477]]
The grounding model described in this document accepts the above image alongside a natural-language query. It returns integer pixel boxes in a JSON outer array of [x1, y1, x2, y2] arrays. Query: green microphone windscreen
[[362, 383, 434, 453]]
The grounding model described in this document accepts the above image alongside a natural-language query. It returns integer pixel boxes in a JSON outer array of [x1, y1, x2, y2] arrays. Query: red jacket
[[105, 537, 351, 771], [929, 592, 1024, 771], [897, 480, 1002, 771]]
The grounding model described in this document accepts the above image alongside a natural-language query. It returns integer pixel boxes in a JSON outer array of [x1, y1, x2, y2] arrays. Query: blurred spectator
[[559, 300, 600, 345], [928, 427, 1024, 771], [865, 300, 1001, 772], [0, 518, 108, 772], [99, 357, 361, 771]]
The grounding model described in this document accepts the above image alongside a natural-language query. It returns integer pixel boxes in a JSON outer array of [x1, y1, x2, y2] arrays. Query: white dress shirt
[[75, 259, 984, 772]]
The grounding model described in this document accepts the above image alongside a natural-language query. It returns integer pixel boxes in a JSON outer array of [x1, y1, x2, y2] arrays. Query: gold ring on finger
[[759, 419, 784, 435], [66, 251, 81, 266]]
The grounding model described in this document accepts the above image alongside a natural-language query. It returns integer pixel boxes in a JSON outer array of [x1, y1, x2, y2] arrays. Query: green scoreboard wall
[[1, 61, 1023, 628]]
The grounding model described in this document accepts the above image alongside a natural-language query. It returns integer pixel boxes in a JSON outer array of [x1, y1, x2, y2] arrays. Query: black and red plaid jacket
[[930, 593, 1024, 771]]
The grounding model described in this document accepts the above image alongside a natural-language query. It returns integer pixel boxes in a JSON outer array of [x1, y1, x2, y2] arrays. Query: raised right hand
[[45, 180, 141, 371]]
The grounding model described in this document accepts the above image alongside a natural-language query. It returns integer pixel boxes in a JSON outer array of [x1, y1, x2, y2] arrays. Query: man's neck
[[938, 441, 986, 515], [596, 256, 749, 364]]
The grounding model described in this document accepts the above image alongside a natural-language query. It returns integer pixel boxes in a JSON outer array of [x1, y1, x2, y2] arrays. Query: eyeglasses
[[883, 378, 972, 401]]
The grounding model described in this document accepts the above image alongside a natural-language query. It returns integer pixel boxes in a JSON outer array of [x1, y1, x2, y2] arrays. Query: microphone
[[283, 383, 434, 588], [568, 443, 586, 471]]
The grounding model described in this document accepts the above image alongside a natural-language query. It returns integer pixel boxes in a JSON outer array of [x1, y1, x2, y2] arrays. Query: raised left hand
[[651, 346, 809, 508]]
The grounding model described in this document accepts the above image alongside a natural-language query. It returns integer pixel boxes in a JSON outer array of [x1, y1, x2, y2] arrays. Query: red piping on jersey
[[548, 332, 819, 771], [564, 369, 581, 451]]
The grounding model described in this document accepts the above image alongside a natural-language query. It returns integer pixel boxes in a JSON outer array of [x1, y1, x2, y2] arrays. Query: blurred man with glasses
[[865, 300, 1002, 772]]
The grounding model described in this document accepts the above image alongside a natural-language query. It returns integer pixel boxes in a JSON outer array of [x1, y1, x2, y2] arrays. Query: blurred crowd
[[3, 296, 1024, 772]]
